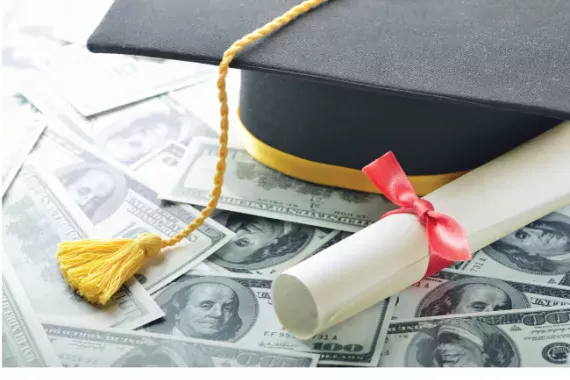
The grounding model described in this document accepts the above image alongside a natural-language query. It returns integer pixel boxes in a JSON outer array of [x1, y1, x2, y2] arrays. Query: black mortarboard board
[[87, 0, 569, 195]]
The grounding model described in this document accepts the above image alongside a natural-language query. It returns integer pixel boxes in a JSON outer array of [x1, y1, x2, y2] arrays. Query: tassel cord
[[161, 0, 329, 249]]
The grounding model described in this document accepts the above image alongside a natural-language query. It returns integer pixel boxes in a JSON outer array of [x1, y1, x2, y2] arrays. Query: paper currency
[[2, 257, 61, 367], [26, 127, 234, 294], [169, 69, 244, 148], [0, 27, 66, 96], [43, 44, 216, 116], [24, 89, 217, 192], [311, 231, 353, 256], [160, 137, 395, 232], [86, 96, 216, 166], [43, 322, 319, 367], [42, 92, 213, 147], [20, 85, 93, 141], [453, 206, 570, 287], [380, 307, 570, 367], [200, 211, 340, 276], [1, 93, 47, 195], [2, 164, 164, 329], [131, 141, 188, 191], [142, 272, 395, 366], [393, 269, 570, 320]]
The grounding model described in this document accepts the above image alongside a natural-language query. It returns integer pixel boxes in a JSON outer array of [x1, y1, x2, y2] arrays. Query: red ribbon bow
[[362, 151, 471, 278]]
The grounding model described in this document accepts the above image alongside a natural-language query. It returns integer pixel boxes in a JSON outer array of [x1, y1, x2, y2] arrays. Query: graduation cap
[[56, 0, 570, 307], [86, 0, 569, 195]]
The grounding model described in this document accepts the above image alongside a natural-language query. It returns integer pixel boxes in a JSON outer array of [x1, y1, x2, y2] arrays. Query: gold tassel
[[56, 233, 162, 305], [54, 0, 328, 305]]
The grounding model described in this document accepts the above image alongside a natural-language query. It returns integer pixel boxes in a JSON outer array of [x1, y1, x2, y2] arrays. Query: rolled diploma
[[272, 121, 570, 340]]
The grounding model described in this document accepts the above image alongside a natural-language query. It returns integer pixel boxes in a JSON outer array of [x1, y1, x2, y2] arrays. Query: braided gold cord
[[161, 0, 328, 248]]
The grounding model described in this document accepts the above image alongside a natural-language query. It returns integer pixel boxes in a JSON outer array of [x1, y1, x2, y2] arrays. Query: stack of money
[[2, 0, 569, 368]]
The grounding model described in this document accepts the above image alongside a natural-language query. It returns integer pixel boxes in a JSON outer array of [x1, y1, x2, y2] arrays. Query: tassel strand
[[56, 233, 162, 305]]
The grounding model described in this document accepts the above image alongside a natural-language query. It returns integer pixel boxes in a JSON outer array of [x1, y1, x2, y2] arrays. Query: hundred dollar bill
[[23, 89, 216, 192], [142, 272, 396, 366], [379, 307, 570, 367], [159, 137, 395, 232], [200, 211, 340, 276], [393, 269, 570, 320], [86, 96, 216, 169], [63, 93, 212, 149], [43, 44, 216, 116], [43, 322, 319, 367], [453, 206, 570, 287], [2, 257, 61, 367], [2, 164, 164, 329], [26, 127, 234, 294], [1, 93, 47, 195]]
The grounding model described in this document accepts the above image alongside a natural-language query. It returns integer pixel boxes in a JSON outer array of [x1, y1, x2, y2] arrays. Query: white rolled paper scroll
[[272, 121, 570, 340]]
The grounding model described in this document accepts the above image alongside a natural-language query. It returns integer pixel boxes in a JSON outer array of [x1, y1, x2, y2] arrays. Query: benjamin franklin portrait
[[417, 277, 529, 317], [97, 112, 184, 165], [406, 319, 519, 367], [483, 211, 570, 275], [211, 212, 314, 270], [95, 105, 215, 166], [147, 276, 258, 342], [54, 162, 128, 225]]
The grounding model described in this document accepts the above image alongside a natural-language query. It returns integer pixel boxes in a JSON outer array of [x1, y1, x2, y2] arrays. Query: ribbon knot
[[362, 151, 472, 278], [412, 199, 434, 225]]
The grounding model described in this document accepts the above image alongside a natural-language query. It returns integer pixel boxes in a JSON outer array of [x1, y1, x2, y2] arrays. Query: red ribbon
[[362, 151, 471, 279]]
